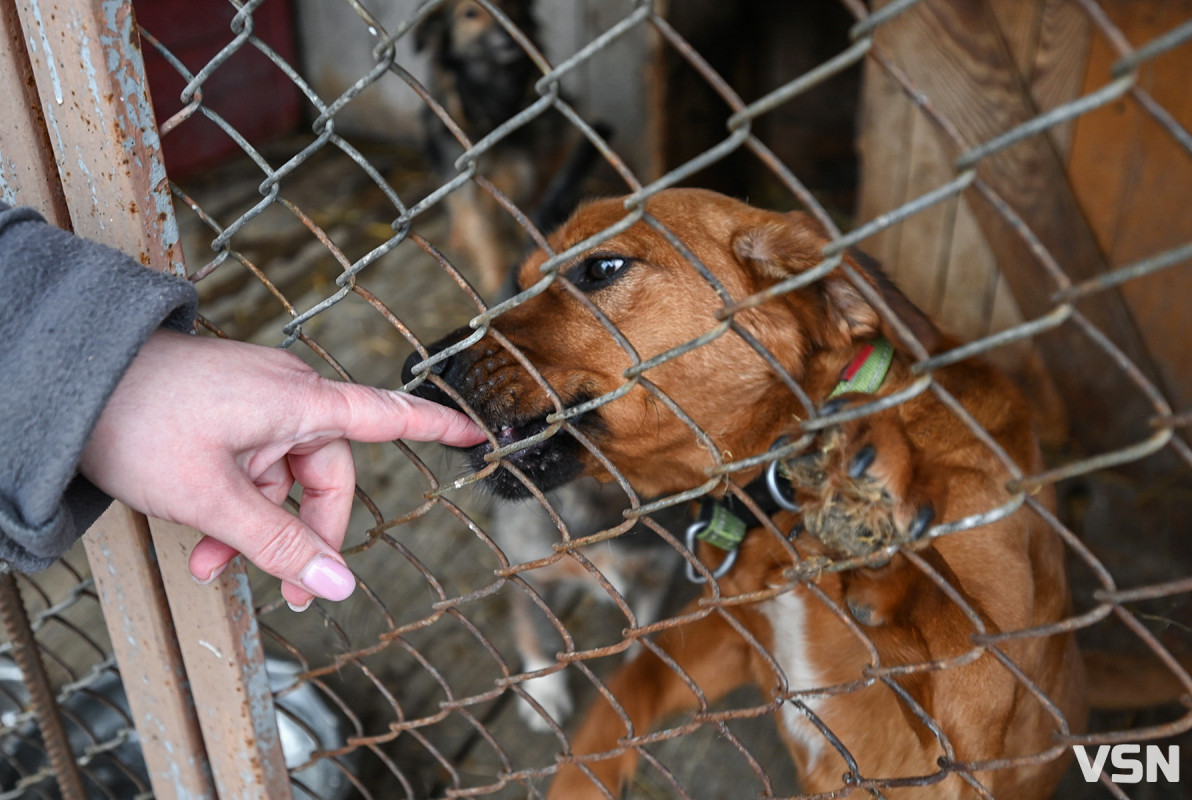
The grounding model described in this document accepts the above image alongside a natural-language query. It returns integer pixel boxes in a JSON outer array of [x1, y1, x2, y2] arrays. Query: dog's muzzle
[[400, 327, 471, 414], [401, 327, 586, 499]]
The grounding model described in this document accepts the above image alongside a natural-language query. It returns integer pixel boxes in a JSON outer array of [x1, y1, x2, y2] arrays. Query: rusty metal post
[[7, 0, 291, 797], [87, 504, 217, 798], [150, 521, 294, 799], [3, 2, 216, 797], [3, 0, 218, 796]]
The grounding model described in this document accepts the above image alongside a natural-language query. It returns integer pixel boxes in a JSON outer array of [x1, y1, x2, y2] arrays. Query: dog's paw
[[787, 404, 934, 560], [516, 660, 573, 732]]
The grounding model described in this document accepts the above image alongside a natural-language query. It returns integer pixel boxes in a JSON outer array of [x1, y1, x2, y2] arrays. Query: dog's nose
[[400, 326, 471, 411]]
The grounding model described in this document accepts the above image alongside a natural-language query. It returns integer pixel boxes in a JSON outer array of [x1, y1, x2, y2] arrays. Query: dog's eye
[[570, 254, 631, 290], [588, 256, 625, 281]]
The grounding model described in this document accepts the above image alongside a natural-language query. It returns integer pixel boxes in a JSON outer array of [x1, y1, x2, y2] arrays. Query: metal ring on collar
[[684, 519, 738, 584], [765, 457, 801, 512]]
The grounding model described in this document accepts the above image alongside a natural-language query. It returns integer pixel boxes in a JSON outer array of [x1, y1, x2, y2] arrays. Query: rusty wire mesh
[[9, 0, 1192, 797], [0, 546, 149, 799], [155, 0, 1192, 797]]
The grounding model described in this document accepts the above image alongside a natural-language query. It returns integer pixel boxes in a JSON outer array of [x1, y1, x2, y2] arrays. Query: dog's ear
[[732, 212, 942, 353], [504, 0, 537, 23], [414, 6, 448, 53], [845, 246, 943, 353]]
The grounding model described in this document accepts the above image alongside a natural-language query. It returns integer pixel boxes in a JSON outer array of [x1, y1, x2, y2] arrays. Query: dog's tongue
[[496, 418, 550, 448]]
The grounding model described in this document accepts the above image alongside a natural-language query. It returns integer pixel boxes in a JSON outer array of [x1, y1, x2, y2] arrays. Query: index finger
[[317, 382, 487, 447]]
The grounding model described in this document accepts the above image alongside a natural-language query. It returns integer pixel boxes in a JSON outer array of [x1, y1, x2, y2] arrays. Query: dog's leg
[[785, 400, 948, 628], [446, 186, 508, 294], [510, 588, 574, 731], [548, 609, 755, 799], [790, 402, 1081, 796], [790, 406, 935, 564]]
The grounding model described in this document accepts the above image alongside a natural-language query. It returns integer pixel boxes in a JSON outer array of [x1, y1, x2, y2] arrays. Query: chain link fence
[[0, 548, 150, 799], [3, 0, 1191, 798]]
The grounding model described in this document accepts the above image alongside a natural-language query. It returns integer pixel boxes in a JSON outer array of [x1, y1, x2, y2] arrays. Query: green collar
[[828, 337, 894, 398]]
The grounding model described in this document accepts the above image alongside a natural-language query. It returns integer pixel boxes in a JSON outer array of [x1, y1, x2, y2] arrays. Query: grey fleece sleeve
[[0, 204, 198, 572]]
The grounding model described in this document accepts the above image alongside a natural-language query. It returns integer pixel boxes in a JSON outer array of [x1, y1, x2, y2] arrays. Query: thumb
[[317, 382, 487, 447]]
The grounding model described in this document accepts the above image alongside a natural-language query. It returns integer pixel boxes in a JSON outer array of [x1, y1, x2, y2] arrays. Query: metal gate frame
[[1, 1, 290, 796]]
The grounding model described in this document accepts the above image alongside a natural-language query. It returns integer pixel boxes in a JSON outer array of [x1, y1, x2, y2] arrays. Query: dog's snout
[[401, 326, 473, 411], [400, 345, 447, 387]]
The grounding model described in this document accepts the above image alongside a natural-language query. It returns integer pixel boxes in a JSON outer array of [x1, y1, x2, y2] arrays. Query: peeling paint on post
[[0, 0, 69, 217], [14, 0, 183, 275]]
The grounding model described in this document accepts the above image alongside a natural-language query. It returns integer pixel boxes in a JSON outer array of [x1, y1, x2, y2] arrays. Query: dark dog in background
[[414, 0, 608, 295]]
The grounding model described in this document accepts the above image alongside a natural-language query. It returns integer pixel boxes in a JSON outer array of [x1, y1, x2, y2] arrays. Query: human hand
[[79, 329, 486, 610]]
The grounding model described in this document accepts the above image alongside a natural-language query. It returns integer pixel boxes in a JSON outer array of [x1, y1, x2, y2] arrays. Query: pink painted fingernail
[[194, 561, 230, 586], [287, 597, 313, 613], [299, 555, 355, 601]]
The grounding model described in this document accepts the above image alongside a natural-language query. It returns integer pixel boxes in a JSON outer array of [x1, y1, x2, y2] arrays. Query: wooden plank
[[854, 57, 914, 276], [858, 0, 1088, 375], [1028, 0, 1093, 155], [870, 0, 1166, 456], [85, 506, 217, 799], [13, 0, 183, 273], [858, 29, 1033, 373], [1066, 0, 1192, 410], [1111, 78, 1192, 411], [889, 109, 955, 317], [937, 196, 1001, 343], [991, 0, 1095, 155], [1064, 11, 1140, 257], [988, 0, 1043, 79], [858, 52, 1011, 359]]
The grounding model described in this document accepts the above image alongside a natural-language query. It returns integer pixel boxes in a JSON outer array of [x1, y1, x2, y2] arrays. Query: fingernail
[[287, 597, 313, 613], [194, 561, 230, 586], [299, 555, 355, 601]]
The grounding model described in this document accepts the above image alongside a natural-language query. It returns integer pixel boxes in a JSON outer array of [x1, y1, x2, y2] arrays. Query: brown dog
[[408, 188, 1088, 797]]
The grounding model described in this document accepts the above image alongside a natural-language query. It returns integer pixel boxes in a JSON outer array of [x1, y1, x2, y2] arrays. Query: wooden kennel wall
[[856, 0, 1192, 443], [656, 0, 1192, 451]]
